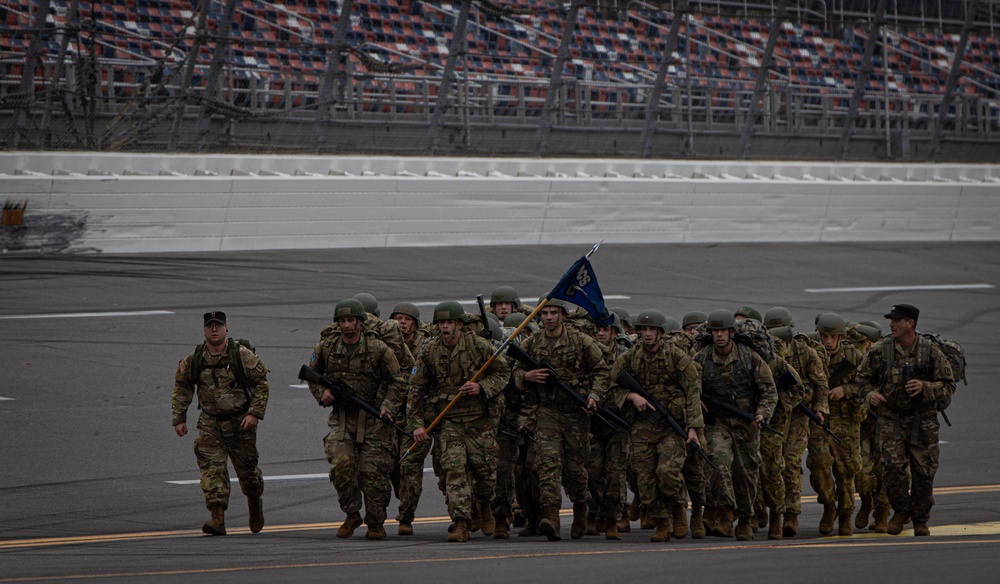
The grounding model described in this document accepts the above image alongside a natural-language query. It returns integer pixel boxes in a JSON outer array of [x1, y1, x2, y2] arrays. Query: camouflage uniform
[[693, 342, 777, 528], [394, 326, 433, 528], [777, 334, 829, 529], [586, 341, 628, 536], [610, 341, 703, 537], [513, 324, 610, 539], [857, 336, 955, 530], [307, 331, 405, 532], [756, 351, 804, 535], [172, 341, 269, 512], [408, 329, 510, 530]]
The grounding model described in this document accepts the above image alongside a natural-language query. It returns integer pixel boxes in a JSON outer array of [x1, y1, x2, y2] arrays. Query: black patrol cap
[[203, 311, 227, 326], [884, 304, 919, 322]]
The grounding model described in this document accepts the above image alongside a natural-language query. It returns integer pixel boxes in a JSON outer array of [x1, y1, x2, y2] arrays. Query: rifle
[[506, 343, 628, 430], [615, 371, 718, 471], [298, 364, 412, 438], [701, 395, 784, 436], [827, 359, 857, 389], [775, 369, 843, 444], [477, 294, 493, 341], [499, 416, 536, 443]]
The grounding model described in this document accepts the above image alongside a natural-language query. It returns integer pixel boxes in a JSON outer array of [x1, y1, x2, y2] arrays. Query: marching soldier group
[[172, 289, 956, 543]]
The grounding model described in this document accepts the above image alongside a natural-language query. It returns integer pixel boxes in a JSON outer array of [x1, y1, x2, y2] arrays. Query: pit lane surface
[[1, 242, 998, 583]]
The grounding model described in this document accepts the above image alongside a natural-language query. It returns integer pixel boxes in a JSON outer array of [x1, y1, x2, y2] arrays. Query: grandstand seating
[[1, 0, 998, 114]]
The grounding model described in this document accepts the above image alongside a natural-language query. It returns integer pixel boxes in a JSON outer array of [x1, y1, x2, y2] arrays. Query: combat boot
[[838, 512, 853, 536], [538, 507, 562, 542], [447, 519, 470, 542], [887, 512, 910, 536], [672, 504, 688, 539], [202, 506, 226, 536], [492, 521, 510, 539], [570, 502, 588, 540], [470, 503, 481, 533], [639, 506, 655, 530], [872, 503, 890, 534], [755, 504, 769, 530], [517, 518, 538, 537], [628, 498, 641, 522], [478, 501, 496, 536], [605, 522, 621, 540], [702, 507, 717, 536], [398, 521, 414, 536], [248, 496, 264, 534], [586, 517, 599, 536], [855, 493, 873, 530], [712, 508, 735, 538], [913, 521, 930, 536], [650, 517, 672, 543], [690, 505, 706, 539], [735, 515, 753, 541], [366, 525, 386, 540], [818, 503, 837, 535], [336, 512, 363, 538], [767, 509, 782, 540], [782, 512, 798, 538], [616, 518, 631, 533]]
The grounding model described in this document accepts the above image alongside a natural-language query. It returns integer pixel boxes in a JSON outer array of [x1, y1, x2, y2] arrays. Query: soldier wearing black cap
[[857, 304, 956, 537], [172, 311, 270, 536]]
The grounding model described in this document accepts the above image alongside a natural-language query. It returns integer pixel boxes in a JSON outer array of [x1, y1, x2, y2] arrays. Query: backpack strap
[[190, 340, 253, 404]]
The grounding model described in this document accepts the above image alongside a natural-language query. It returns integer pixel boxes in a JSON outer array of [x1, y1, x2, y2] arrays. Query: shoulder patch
[[178, 359, 187, 373]]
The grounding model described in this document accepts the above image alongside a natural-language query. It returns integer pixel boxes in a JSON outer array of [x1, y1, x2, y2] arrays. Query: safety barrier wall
[[1, 153, 998, 254]]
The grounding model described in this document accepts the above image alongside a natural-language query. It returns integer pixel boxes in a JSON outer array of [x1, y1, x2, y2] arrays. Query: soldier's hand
[[586, 398, 598, 413], [459, 381, 482, 396], [814, 411, 826, 426], [869, 391, 886, 407], [627, 392, 653, 412], [174, 423, 188, 437], [320, 389, 336, 407], [413, 427, 430, 444], [524, 369, 549, 384], [380, 408, 394, 422], [686, 427, 700, 447], [829, 385, 846, 400], [905, 379, 926, 398], [241, 414, 259, 430], [751, 414, 765, 430]]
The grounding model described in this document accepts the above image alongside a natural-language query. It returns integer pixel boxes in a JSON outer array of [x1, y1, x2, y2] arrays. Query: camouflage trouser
[[879, 411, 940, 523], [587, 427, 627, 524], [535, 406, 592, 509], [324, 418, 394, 528], [630, 423, 687, 519], [781, 408, 811, 515], [759, 405, 794, 513], [194, 414, 263, 510], [396, 433, 433, 523], [806, 414, 862, 514], [683, 428, 708, 508], [517, 437, 541, 525], [436, 416, 499, 521], [857, 418, 887, 499], [492, 430, 520, 524], [705, 416, 760, 518]]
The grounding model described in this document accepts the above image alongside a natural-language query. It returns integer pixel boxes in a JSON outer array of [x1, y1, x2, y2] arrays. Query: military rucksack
[[190, 338, 255, 401]]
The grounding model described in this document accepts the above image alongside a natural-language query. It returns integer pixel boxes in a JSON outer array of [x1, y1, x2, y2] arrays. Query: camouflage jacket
[[172, 340, 269, 426], [308, 332, 406, 421], [610, 341, 704, 431], [693, 343, 778, 423], [824, 342, 866, 421], [512, 325, 610, 410], [857, 337, 956, 416], [778, 333, 830, 416]]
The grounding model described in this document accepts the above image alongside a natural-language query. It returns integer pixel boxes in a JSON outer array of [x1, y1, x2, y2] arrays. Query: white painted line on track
[[805, 284, 994, 294], [167, 468, 435, 485], [412, 295, 630, 307], [0, 397, 13, 401], [0, 310, 175, 320]]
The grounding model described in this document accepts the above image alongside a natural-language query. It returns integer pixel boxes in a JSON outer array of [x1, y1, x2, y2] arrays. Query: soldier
[[734, 306, 763, 323], [408, 301, 510, 542], [388, 302, 433, 536], [512, 298, 610, 541], [858, 304, 955, 536], [852, 321, 891, 532], [172, 311, 269, 536], [682, 311, 708, 335], [693, 309, 777, 541], [763, 308, 830, 538], [806, 313, 866, 536], [489, 286, 524, 321], [306, 299, 406, 540], [611, 310, 703, 543]]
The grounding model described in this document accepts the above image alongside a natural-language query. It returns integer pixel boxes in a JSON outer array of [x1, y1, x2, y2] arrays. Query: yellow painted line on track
[[2, 484, 999, 551]]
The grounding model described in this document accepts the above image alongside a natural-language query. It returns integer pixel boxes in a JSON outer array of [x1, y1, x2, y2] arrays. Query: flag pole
[[401, 242, 604, 459]]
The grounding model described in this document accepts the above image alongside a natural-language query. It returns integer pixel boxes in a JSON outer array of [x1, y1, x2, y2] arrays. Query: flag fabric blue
[[546, 255, 614, 325]]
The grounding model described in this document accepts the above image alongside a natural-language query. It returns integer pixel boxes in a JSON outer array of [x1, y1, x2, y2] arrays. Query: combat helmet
[[490, 286, 521, 308], [763, 307, 794, 329], [682, 311, 708, 328], [634, 309, 669, 332], [706, 309, 736, 330], [432, 301, 468, 324], [816, 313, 847, 336], [353, 293, 380, 317], [334, 298, 367, 320], [610, 307, 632, 329], [545, 298, 574, 314], [390, 302, 421, 324], [734, 306, 762, 322]]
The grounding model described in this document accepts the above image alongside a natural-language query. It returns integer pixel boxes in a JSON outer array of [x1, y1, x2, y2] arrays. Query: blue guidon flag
[[547, 253, 614, 326]]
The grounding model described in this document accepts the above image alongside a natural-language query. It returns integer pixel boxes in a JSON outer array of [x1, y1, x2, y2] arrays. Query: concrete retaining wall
[[2, 152, 998, 254]]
